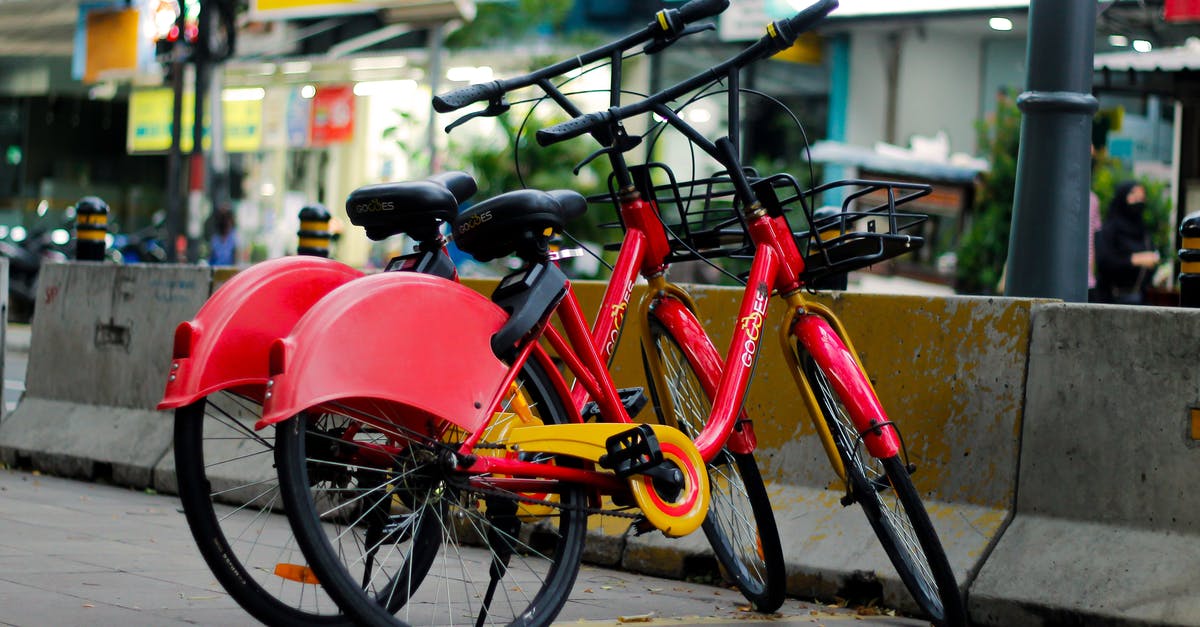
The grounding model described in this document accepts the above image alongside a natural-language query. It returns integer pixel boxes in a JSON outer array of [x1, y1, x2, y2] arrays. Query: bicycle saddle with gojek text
[[346, 171, 478, 242], [453, 188, 587, 262]]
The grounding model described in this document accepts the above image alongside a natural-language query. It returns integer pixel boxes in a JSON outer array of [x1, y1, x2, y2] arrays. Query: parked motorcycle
[[1, 222, 70, 322]]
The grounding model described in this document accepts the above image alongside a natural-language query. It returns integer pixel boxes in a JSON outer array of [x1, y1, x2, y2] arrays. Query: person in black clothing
[[1095, 181, 1160, 304]]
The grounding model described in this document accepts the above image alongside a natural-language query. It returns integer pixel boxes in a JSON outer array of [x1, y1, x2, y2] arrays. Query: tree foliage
[[445, 0, 575, 48], [956, 91, 1021, 294]]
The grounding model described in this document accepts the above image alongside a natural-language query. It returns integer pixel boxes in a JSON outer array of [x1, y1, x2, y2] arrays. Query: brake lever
[[572, 131, 643, 175], [444, 98, 511, 133], [643, 23, 715, 55]]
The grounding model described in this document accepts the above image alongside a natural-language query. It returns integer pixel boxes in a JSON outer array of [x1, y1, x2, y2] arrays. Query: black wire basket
[[588, 163, 930, 283], [589, 162, 766, 261], [790, 178, 931, 283]]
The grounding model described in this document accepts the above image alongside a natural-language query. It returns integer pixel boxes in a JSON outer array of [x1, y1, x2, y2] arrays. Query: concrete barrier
[[0, 262, 210, 486], [467, 279, 1035, 612], [969, 303, 1200, 626]]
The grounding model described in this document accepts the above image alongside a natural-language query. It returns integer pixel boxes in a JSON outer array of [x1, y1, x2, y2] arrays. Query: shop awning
[[1095, 41, 1200, 73]]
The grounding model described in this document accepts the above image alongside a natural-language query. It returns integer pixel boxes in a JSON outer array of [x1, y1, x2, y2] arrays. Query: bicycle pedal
[[580, 387, 648, 421], [598, 424, 663, 479], [619, 387, 648, 418]]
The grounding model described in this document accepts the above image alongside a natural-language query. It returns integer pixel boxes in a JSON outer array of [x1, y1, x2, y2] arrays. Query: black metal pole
[[189, 54, 209, 264], [165, 56, 186, 263], [1004, 0, 1098, 301]]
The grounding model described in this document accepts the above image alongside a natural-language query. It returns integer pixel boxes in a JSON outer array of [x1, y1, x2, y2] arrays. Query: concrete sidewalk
[[0, 467, 928, 626]]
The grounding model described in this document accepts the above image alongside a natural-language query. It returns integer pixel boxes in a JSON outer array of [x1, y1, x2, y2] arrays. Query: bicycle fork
[[780, 296, 903, 490]]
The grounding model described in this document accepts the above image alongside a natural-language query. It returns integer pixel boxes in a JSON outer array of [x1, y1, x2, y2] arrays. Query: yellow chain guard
[[506, 423, 709, 537]]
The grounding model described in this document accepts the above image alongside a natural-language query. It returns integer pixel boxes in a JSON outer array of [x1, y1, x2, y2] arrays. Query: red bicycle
[[260, 0, 966, 625]]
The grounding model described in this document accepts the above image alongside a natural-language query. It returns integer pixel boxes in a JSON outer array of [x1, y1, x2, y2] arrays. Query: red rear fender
[[158, 256, 364, 409], [257, 272, 512, 436]]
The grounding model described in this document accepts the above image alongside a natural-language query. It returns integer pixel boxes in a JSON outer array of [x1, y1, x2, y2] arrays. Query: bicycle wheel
[[174, 391, 348, 625], [275, 359, 587, 627], [643, 315, 785, 613], [795, 347, 966, 626]]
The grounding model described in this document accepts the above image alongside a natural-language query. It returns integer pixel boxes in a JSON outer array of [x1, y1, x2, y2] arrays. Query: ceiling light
[[1133, 39, 1152, 53], [282, 61, 312, 75], [353, 80, 419, 97], [300, 85, 316, 99], [352, 56, 407, 71], [988, 17, 1013, 31], [1108, 35, 1129, 47], [446, 66, 494, 84], [223, 87, 266, 102]]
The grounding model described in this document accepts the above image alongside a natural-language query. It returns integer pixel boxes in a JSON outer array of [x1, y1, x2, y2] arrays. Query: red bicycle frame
[[476, 181, 903, 467]]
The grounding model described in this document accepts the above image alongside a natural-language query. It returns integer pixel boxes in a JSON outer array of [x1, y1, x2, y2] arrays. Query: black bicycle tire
[[275, 359, 587, 627], [797, 350, 966, 626], [174, 396, 350, 626], [642, 315, 786, 613]]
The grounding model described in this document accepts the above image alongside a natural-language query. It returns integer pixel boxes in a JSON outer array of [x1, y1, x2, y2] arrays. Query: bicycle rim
[[798, 349, 964, 625], [174, 392, 348, 625], [275, 360, 587, 627], [644, 316, 785, 612]]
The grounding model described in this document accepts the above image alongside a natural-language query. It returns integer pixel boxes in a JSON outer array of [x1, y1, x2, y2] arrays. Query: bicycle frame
[[474, 180, 902, 479]]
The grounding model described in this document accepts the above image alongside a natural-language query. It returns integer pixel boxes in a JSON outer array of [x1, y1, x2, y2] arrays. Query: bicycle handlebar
[[431, 0, 730, 114], [536, 110, 614, 145], [775, 0, 838, 44], [676, 0, 728, 24], [433, 81, 504, 113], [536, 0, 838, 147]]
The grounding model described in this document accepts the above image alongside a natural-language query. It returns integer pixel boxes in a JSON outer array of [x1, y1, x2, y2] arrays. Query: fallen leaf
[[617, 613, 653, 622]]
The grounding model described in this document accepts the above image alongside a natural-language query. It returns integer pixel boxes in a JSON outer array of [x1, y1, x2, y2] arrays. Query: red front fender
[[257, 272, 511, 435], [158, 256, 364, 409]]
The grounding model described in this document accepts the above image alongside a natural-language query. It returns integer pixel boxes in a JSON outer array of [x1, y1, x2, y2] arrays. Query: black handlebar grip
[[778, 0, 838, 42], [536, 111, 611, 146], [676, 0, 730, 23], [432, 81, 501, 113]]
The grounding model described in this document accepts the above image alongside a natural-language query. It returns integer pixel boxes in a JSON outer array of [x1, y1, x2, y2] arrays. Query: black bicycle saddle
[[453, 189, 586, 262], [346, 171, 478, 242]]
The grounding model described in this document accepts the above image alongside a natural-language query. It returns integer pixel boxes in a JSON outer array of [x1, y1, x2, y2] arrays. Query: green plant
[[445, 0, 575, 49], [382, 109, 432, 176], [440, 105, 617, 276], [956, 91, 1021, 294]]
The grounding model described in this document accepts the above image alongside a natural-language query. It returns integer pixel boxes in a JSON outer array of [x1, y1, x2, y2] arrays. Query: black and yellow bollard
[[1179, 212, 1200, 308], [297, 204, 333, 257], [74, 196, 109, 261]]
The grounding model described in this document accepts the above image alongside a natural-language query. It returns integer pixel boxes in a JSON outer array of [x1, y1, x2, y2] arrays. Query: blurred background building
[[0, 0, 1193, 287]]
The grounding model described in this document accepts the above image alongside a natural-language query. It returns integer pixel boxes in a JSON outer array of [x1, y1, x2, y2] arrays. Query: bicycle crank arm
[[506, 423, 709, 537]]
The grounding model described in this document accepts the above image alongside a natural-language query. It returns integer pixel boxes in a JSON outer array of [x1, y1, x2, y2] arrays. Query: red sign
[[1165, 0, 1200, 22], [310, 85, 355, 144]]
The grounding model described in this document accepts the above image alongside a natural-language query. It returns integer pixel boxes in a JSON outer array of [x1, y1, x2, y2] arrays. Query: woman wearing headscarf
[[1095, 181, 1159, 304]]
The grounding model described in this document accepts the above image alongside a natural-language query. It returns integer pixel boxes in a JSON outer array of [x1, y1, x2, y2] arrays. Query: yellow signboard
[[84, 8, 140, 83], [127, 88, 263, 154], [224, 99, 264, 153], [127, 88, 196, 153]]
